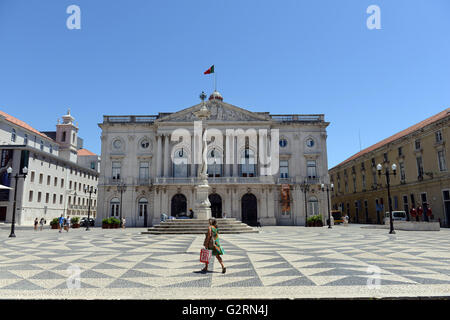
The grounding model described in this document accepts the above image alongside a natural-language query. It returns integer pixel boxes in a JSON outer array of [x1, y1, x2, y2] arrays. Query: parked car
[[384, 211, 407, 223], [80, 217, 95, 227]]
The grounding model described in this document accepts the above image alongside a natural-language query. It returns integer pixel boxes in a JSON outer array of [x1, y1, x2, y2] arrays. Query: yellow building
[[329, 108, 450, 226]]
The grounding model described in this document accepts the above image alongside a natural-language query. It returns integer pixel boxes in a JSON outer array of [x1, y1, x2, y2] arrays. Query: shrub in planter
[[102, 218, 111, 228], [71, 217, 80, 228], [50, 218, 60, 229], [110, 217, 120, 228]]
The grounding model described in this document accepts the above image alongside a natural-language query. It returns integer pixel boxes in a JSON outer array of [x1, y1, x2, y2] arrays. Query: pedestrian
[[65, 216, 71, 232], [34, 218, 38, 231], [201, 218, 226, 274], [189, 209, 194, 219], [58, 214, 65, 233], [39, 217, 45, 231], [122, 217, 126, 229], [223, 212, 227, 219]]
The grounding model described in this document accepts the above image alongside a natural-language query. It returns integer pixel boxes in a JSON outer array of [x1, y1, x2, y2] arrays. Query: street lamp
[[300, 180, 310, 227], [117, 182, 126, 228], [84, 185, 97, 231], [7, 166, 28, 238], [377, 163, 397, 234], [321, 183, 334, 229]]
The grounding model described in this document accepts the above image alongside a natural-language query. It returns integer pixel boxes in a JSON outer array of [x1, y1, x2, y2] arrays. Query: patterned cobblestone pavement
[[0, 224, 450, 299]]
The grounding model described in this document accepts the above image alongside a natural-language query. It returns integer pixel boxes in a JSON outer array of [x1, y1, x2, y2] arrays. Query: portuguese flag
[[204, 65, 214, 74]]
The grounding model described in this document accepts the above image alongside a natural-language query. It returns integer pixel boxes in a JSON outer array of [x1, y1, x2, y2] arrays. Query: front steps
[[141, 218, 259, 235]]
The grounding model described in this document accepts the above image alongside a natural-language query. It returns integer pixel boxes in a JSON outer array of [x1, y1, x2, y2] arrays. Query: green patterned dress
[[209, 226, 224, 256]]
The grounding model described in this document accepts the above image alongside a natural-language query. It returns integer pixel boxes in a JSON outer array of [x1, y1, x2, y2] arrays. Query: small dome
[[208, 91, 223, 101]]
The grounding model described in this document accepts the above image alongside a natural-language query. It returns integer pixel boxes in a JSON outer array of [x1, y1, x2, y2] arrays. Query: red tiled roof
[[331, 108, 450, 170], [77, 148, 97, 156], [0, 110, 52, 140]]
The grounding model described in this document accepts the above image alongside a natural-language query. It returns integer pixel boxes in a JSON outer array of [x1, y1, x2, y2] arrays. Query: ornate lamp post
[[300, 180, 310, 227], [84, 185, 96, 231], [7, 166, 28, 238], [193, 91, 212, 219], [377, 163, 397, 234], [321, 183, 334, 229], [117, 181, 127, 227]]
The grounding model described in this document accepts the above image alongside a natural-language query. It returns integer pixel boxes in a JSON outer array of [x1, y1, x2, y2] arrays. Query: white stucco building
[[97, 92, 330, 227], [0, 109, 99, 225]]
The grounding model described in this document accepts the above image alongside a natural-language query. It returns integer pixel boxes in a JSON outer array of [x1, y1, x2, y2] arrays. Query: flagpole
[[214, 70, 217, 92]]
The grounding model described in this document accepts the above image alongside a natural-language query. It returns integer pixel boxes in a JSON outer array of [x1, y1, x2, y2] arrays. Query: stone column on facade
[[233, 136, 238, 177], [152, 188, 161, 225], [190, 133, 195, 177], [260, 187, 277, 225], [164, 134, 170, 177], [156, 134, 162, 177]]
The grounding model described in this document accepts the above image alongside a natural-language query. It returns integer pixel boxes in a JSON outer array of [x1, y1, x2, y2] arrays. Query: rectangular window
[[415, 139, 421, 150], [54, 177, 58, 187], [139, 161, 150, 180], [438, 150, 447, 171], [307, 160, 317, 178], [383, 153, 388, 162], [45, 193, 49, 203], [39, 174, 43, 184], [74, 182, 77, 190], [47, 175, 50, 185], [362, 174, 366, 190], [398, 147, 403, 157], [371, 158, 375, 168], [24, 134, 28, 145], [90, 162, 96, 170], [352, 176, 356, 193], [29, 191, 33, 202], [37, 192, 42, 202], [60, 195, 63, 204], [30, 171, 35, 182], [436, 130, 443, 143], [69, 181, 72, 189], [345, 181, 349, 193], [61, 179, 64, 188], [416, 156, 424, 177], [361, 162, 365, 171], [53, 194, 56, 204], [399, 162, 406, 181], [280, 160, 289, 178], [112, 161, 121, 180]]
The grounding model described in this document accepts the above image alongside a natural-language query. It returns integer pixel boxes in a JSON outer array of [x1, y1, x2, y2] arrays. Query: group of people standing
[[33, 217, 46, 231]]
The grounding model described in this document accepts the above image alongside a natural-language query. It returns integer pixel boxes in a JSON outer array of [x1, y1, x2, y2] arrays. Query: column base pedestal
[[195, 182, 211, 220]]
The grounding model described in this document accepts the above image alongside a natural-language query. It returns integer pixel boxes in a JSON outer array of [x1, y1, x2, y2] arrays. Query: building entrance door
[[241, 193, 257, 226], [0, 207, 6, 222], [171, 194, 187, 217], [443, 190, 450, 227], [208, 194, 222, 218]]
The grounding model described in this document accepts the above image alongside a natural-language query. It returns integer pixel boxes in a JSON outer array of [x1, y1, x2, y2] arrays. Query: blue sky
[[0, 0, 449, 168]]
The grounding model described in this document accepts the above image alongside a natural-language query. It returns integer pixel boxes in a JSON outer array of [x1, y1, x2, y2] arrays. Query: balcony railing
[[271, 114, 324, 122], [104, 115, 159, 123]]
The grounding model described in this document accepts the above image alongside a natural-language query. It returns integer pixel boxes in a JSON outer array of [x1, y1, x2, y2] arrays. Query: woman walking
[[34, 218, 38, 231], [201, 218, 226, 274]]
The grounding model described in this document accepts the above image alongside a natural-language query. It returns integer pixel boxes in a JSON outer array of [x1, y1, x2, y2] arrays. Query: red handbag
[[200, 248, 212, 263]]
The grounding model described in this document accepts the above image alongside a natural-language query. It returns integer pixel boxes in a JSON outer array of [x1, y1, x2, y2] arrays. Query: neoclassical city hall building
[[97, 92, 330, 227]]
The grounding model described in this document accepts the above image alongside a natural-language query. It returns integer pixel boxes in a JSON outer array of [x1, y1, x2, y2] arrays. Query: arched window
[[138, 198, 148, 219], [173, 148, 188, 177], [207, 148, 222, 177], [308, 197, 319, 216], [240, 148, 255, 177], [110, 198, 120, 217]]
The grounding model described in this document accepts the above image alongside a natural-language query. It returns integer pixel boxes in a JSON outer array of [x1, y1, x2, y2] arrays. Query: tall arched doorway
[[242, 193, 257, 226], [171, 194, 187, 217], [209, 194, 222, 218]]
